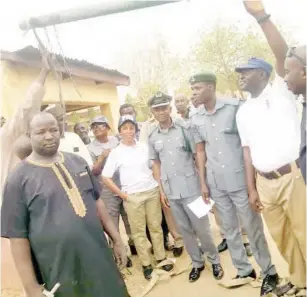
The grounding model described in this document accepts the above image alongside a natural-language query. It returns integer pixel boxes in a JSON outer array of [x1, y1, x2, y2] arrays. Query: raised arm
[[243, 0, 288, 77], [1, 55, 50, 140]]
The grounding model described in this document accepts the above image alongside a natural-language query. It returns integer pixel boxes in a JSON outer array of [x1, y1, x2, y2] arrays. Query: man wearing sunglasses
[[284, 47, 306, 185], [87, 116, 134, 268], [236, 1, 306, 295]]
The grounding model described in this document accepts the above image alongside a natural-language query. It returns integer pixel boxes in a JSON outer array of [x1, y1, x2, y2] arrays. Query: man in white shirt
[[236, 1, 306, 293], [45, 104, 93, 167]]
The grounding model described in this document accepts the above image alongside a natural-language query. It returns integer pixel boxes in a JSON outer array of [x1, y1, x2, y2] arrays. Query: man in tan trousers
[[236, 1, 306, 295], [140, 115, 184, 257], [1, 56, 49, 293]]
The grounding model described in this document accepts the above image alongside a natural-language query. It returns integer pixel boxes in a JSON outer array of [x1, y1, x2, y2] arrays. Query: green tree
[[126, 82, 162, 121], [193, 22, 296, 97]]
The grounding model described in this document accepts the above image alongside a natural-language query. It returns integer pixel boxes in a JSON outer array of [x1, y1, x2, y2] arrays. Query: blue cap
[[90, 116, 110, 128], [235, 57, 273, 76], [118, 115, 138, 130]]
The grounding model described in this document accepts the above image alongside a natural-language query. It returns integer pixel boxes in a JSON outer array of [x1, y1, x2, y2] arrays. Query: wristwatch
[[257, 14, 271, 24]]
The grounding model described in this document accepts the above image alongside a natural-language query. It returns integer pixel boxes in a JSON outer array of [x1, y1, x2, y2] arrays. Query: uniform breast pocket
[[75, 171, 93, 193], [222, 129, 241, 147], [175, 137, 186, 152], [154, 141, 164, 152]]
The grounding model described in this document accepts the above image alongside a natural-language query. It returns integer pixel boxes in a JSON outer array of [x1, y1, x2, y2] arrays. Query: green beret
[[148, 91, 172, 108], [189, 72, 216, 84]]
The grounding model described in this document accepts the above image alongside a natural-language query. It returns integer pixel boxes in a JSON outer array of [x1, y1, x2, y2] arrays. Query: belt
[[257, 159, 300, 180]]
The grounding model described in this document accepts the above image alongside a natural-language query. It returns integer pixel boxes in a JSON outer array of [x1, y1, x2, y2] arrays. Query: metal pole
[[19, 1, 183, 31]]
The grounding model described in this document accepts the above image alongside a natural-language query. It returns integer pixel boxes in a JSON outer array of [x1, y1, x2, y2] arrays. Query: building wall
[[0, 61, 120, 130]]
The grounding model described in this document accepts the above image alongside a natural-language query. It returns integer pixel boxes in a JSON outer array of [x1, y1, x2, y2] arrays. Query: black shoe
[[164, 236, 174, 251], [212, 264, 224, 280], [275, 281, 295, 296], [235, 269, 257, 279], [217, 239, 228, 253], [126, 257, 133, 268], [189, 266, 205, 282], [260, 274, 278, 296], [244, 243, 253, 257], [142, 265, 153, 280], [157, 258, 174, 272], [173, 246, 184, 257], [129, 244, 137, 256]]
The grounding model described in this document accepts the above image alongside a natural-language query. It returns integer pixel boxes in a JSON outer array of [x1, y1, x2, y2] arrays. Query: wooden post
[[19, 1, 183, 31]]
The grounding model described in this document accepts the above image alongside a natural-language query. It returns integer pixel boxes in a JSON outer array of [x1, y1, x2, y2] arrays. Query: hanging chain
[[52, 25, 83, 100], [32, 27, 66, 131]]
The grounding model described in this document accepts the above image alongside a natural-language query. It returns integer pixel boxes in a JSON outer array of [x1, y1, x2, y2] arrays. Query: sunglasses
[[286, 47, 306, 66], [90, 123, 109, 130]]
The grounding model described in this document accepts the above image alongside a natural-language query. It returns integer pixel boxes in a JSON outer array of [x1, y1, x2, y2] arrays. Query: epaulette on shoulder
[[219, 98, 241, 106], [173, 117, 190, 129], [148, 123, 159, 138]]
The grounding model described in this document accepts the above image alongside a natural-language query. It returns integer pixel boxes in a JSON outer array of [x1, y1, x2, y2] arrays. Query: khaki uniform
[[139, 117, 183, 248], [191, 99, 276, 277], [236, 75, 306, 287]]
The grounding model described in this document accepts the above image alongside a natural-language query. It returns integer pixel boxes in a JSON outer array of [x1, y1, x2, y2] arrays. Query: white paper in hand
[[187, 196, 215, 218]]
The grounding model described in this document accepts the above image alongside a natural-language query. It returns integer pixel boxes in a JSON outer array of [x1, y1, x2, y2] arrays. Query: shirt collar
[[119, 139, 139, 148], [247, 83, 271, 100], [199, 100, 225, 115], [158, 118, 176, 133]]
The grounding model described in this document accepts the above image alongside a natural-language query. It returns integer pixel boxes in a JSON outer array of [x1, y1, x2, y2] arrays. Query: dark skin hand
[[152, 160, 170, 208], [243, 147, 264, 212], [243, 0, 288, 77], [195, 143, 210, 204]]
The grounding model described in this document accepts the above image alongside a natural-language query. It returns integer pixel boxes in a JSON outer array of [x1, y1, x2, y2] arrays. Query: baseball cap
[[90, 116, 110, 128], [118, 115, 138, 130], [235, 57, 273, 76]]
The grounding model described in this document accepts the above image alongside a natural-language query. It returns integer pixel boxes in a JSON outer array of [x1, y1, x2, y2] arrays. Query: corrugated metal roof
[[2, 45, 130, 81]]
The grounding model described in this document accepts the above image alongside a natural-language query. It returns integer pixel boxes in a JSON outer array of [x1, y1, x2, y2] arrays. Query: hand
[[113, 238, 127, 267], [160, 192, 170, 208], [248, 189, 264, 212], [97, 150, 110, 164], [100, 149, 111, 159], [243, 0, 266, 17], [201, 183, 210, 204], [120, 193, 128, 201]]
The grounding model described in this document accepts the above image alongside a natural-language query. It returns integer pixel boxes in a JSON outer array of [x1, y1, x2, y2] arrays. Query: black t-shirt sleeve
[[1, 172, 29, 239]]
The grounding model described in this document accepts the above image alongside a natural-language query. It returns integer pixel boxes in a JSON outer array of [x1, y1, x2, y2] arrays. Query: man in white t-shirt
[[236, 1, 306, 293], [102, 115, 174, 280], [45, 104, 93, 167]]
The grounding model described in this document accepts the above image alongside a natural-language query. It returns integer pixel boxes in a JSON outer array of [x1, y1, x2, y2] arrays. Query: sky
[[0, 0, 306, 102]]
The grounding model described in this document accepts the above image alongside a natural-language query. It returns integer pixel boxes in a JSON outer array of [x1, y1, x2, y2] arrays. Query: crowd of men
[[0, 2, 306, 297]]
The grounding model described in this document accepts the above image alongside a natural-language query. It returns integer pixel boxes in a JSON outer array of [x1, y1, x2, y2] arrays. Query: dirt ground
[[1, 213, 288, 297]]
